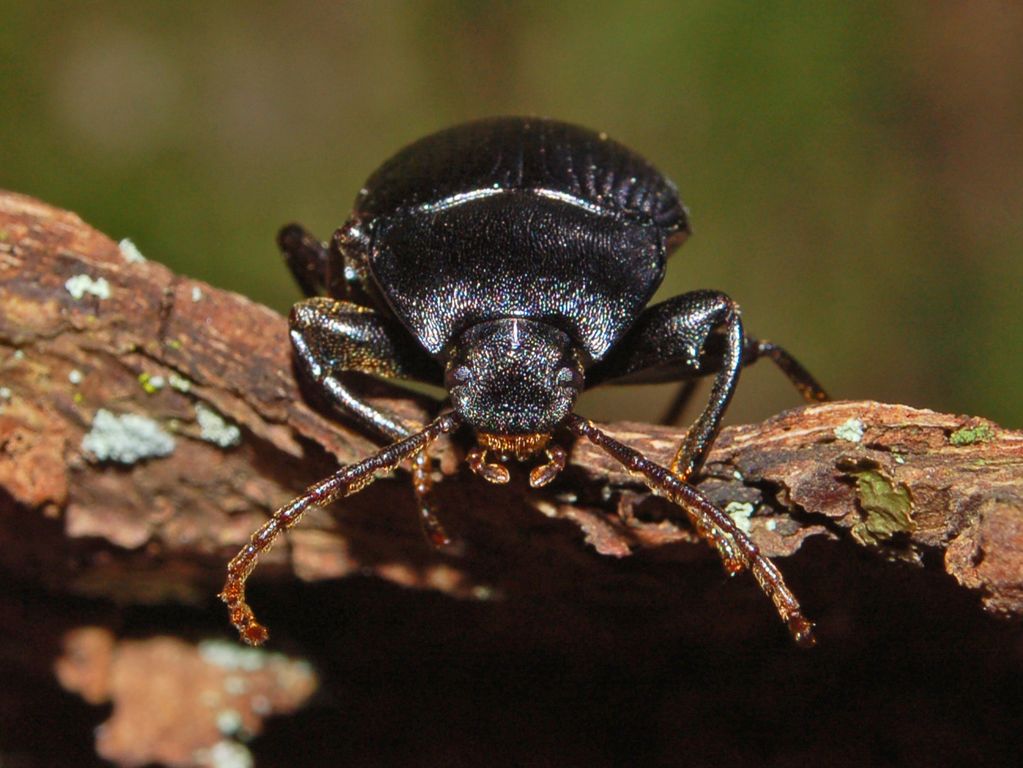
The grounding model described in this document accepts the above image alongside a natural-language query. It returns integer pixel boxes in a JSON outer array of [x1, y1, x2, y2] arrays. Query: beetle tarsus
[[751, 340, 830, 403], [411, 451, 453, 548], [787, 614, 817, 648]]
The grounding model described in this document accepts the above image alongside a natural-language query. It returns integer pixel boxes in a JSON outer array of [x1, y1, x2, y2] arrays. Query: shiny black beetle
[[221, 117, 828, 647]]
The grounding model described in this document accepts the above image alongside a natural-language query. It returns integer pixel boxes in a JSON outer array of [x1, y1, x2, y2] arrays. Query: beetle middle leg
[[279, 222, 378, 307], [289, 297, 453, 547], [586, 290, 745, 484], [587, 290, 827, 481], [659, 338, 828, 426]]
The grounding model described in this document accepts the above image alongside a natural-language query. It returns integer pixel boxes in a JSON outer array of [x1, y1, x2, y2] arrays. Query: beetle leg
[[585, 291, 743, 481], [586, 291, 827, 480], [744, 339, 829, 403], [566, 415, 815, 648], [278, 223, 337, 298], [290, 297, 453, 548], [659, 338, 827, 426], [221, 414, 461, 645], [658, 380, 699, 427], [278, 222, 378, 304]]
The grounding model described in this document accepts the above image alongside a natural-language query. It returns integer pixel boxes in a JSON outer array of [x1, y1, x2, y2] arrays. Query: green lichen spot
[[138, 372, 166, 394], [949, 424, 995, 446], [847, 469, 914, 546], [166, 339, 183, 350]]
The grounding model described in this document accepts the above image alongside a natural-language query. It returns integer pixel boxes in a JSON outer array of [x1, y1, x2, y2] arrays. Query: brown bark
[[2, 189, 1020, 618], [2, 190, 1021, 766]]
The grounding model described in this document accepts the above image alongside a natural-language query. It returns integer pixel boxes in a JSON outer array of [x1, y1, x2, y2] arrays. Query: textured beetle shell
[[351, 117, 689, 361], [356, 117, 688, 232]]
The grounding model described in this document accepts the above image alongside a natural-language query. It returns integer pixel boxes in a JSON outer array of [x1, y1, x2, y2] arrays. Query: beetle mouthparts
[[468, 433, 568, 489], [477, 432, 551, 458]]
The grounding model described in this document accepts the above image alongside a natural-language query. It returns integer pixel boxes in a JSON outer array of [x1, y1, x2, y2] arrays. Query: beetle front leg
[[567, 416, 815, 648], [588, 291, 828, 480], [221, 414, 460, 644], [586, 291, 744, 482], [289, 298, 453, 547]]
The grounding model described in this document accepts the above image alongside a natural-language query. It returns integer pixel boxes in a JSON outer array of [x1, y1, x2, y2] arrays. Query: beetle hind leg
[[746, 339, 829, 403], [289, 297, 454, 548]]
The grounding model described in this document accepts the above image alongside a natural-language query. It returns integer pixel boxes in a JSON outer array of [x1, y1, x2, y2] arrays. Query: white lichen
[[65, 274, 111, 300], [215, 709, 244, 735], [195, 740, 253, 768], [118, 238, 146, 263], [191, 285, 204, 302], [195, 403, 241, 448], [471, 585, 497, 601], [834, 418, 865, 443], [68, 369, 83, 385], [168, 373, 192, 393], [198, 640, 271, 672], [0, 387, 11, 401], [81, 409, 175, 464], [724, 501, 755, 534]]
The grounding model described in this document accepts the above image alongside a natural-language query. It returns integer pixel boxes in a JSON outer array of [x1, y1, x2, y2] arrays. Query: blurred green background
[[3, 1, 1021, 427]]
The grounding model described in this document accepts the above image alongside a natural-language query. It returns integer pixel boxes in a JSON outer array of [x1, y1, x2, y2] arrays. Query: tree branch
[[5, 189, 1023, 766], [1, 189, 1020, 621]]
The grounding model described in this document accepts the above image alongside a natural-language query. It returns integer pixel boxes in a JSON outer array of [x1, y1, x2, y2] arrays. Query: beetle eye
[[556, 367, 580, 388]]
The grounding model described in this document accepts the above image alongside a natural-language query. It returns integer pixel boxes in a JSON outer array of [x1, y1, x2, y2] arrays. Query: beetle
[[220, 117, 828, 647]]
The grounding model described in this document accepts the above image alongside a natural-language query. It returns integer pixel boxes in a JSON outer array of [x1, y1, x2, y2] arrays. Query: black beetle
[[221, 117, 828, 647]]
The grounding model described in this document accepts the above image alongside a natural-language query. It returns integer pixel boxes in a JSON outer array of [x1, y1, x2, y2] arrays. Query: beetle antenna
[[220, 413, 461, 645], [565, 414, 816, 648]]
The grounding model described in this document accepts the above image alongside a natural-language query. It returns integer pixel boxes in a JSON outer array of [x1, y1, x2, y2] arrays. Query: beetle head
[[445, 318, 584, 440]]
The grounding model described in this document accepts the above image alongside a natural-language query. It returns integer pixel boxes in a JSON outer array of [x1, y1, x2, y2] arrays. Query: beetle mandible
[[220, 117, 828, 647]]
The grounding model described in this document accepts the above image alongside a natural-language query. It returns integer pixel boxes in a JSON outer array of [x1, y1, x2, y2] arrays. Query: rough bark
[[2, 190, 1021, 766], [2, 189, 1020, 617]]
